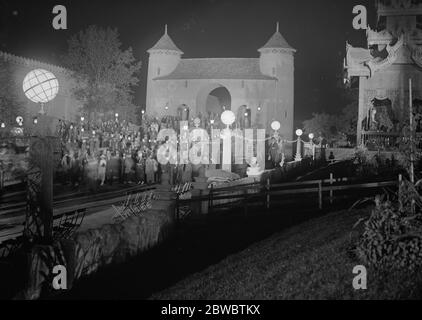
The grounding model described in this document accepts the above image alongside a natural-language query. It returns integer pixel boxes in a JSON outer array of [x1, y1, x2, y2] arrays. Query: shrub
[[355, 179, 422, 271]]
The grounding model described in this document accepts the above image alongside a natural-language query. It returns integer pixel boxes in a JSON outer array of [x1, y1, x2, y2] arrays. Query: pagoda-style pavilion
[[345, 0, 422, 149]]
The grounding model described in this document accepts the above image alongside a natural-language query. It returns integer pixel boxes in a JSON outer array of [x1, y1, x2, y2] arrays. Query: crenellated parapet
[[0, 51, 71, 76]]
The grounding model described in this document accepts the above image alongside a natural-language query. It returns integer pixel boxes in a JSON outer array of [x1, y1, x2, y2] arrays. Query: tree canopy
[[63, 25, 142, 121], [302, 104, 358, 142]]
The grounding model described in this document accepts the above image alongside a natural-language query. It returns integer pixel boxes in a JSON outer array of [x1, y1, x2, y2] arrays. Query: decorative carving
[[410, 43, 422, 68], [366, 35, 404, 76], [367, 27, 393, 45]]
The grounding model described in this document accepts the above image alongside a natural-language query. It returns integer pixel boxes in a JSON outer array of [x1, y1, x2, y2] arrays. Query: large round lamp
[[271, 121, 281, 131], [221, 110, 235, 127], [23, 69, 59, 114]]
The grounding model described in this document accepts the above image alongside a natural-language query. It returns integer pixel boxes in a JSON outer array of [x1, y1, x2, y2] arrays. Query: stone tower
[[258, 22, 296, 139], [146, 25, 183, 115]]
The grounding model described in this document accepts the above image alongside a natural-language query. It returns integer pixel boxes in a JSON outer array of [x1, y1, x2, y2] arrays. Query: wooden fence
[[176, 174, 399, 219]]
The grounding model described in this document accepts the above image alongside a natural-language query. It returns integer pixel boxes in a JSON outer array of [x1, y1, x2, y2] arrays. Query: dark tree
[[63, 25, 142, 121]]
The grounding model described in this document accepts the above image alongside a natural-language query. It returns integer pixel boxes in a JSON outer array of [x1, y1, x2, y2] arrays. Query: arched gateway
[[145, 23, 295, 139], [196, 83, 231, 117]]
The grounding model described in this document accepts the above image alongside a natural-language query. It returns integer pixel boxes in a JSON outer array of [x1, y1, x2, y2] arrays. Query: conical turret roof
[[147, 25, 183, 54], [259, 22, 295, 52]]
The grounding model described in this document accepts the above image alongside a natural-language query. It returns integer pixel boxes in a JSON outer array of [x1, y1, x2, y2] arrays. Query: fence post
[[318, 180, 323, 210], [329, 173, 334, 205], [208, 184, 213, 214], [176, 193, 180, 222], [244, 189, 248, 217], [266, 178, 270, 210], [398, 174, 402, 204], [0, 170, 3, 190]]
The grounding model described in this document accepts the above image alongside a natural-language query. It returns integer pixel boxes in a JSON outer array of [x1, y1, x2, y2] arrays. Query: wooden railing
[[362, 131, 402, 150], [176, 175, 399, 220], [362, 131, 422, 150]]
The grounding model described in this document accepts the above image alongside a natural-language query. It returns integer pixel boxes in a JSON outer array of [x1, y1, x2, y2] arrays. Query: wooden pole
[[318, 180, 322, 210], [409, 78, 415, 184], [209, 184, 213, 214], [398, 173, 402, 196], [176, 193, 180, 222], [244, 189, 248, 217], [409, 78, 416, 214], [40, 137, 54, 244], [329, 173, 334, 204], [266, 177, 270, 209]]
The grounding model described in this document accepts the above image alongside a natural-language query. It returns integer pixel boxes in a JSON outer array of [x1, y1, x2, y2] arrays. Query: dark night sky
[[0, 0, 376, 124]]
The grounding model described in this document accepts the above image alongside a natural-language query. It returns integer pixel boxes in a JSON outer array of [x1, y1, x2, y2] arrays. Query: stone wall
[[19, 188, 176, 300]]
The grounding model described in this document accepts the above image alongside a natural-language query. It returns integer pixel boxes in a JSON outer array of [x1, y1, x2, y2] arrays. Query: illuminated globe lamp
[[295, 129, 303, 162], [308, 133, 315, 160], [271, 120, 281, 139], [23, 69, 59, 115], [271, 121, 281, 131], [221, 110, 235, 129]]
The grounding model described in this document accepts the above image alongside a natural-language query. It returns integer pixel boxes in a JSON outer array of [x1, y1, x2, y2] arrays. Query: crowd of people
[[55, 114, 203, 192], [1, 109, 304, 191]]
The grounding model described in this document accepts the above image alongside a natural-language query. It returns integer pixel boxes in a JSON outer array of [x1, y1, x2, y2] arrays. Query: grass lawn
[[152, 207, 422, 300]]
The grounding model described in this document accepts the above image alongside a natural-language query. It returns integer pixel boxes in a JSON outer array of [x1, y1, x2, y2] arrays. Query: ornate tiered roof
[[155, 58, 277, 80], [345, 35, 407, 77], [345, 0, 422, 79], [147, 25, 183, 54]]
